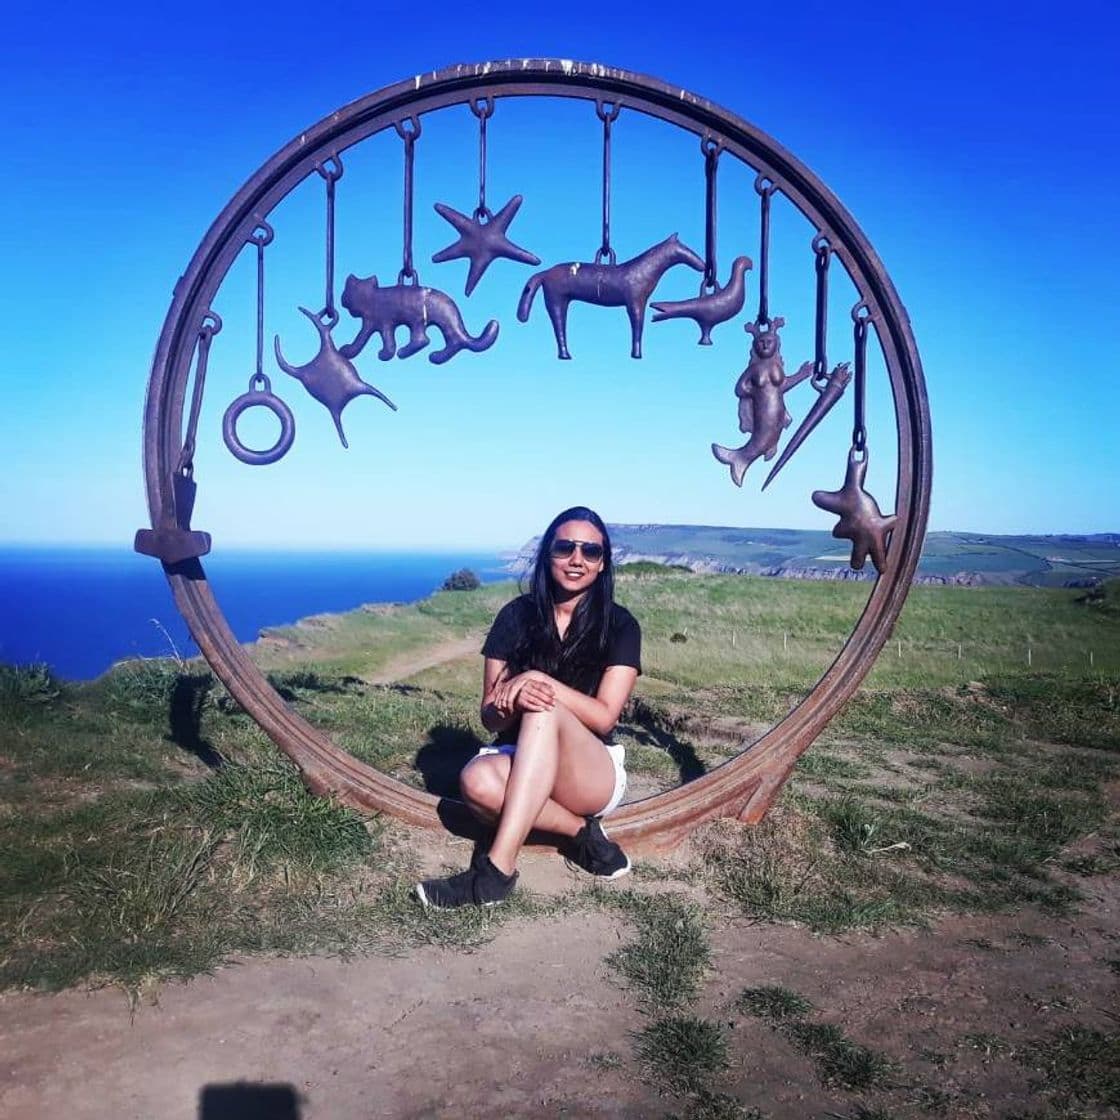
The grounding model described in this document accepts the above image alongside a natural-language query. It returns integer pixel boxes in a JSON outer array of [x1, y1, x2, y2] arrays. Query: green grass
[[735, 982, 895, 1091], [600, 890, 711, 1011], [735, 985, 814, 1020], [0, 662, 61, 711], [1018, 1028, 1120, 1108], [783, 1020, 896, 1089], [634, 1015, 730, 1095], [2, 570, 1118, 996]]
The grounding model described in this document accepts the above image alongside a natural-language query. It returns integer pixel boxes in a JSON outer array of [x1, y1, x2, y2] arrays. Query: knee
[[460, 759, 506, 809]]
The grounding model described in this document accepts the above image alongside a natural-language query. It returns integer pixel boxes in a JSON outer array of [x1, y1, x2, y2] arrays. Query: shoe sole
[[415, 882, 505, 910], [565, 856, 632, 880]]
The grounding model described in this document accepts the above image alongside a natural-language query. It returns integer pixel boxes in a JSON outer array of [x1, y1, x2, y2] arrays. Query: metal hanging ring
[[200, 309, 223, 338], [314, 155, 344, 182], [594, 247, 617, 266], [700, 135, 723, 158], [469, 96, 494, 120], [393, 115, 422, 141], [595, 98, 621, 123], [248, 220, 274, 247], [754, 172, 777, 197], [222, 383, 296, 466], [851, 299, 873, 324]]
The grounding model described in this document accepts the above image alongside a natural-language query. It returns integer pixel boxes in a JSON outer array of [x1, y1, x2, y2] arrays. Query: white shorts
[[476, 741, 628, 817]]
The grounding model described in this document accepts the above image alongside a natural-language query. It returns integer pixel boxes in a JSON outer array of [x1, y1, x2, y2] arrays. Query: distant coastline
[[509, 527, 1120, 589]]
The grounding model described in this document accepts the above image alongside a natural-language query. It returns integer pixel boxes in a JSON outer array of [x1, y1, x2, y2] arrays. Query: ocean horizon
[[0, 546, 515, 682]]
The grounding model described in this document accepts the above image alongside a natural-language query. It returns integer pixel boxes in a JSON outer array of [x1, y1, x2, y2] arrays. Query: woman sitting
[[417, 506, 641, 909]]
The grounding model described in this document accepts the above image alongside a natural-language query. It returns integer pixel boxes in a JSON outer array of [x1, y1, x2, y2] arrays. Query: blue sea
[[0, 547, 514, 681]]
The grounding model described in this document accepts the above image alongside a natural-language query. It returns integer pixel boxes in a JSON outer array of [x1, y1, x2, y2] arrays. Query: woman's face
[[548, 519, 606, 598]]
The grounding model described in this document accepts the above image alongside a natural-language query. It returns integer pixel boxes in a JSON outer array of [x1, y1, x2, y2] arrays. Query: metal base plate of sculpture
[[338, 274, 499, 365], [811, 447, 897, 573], [518, 234, 703, 359], [274, 308, 396, 449], [651, 255, 751, 345], [134, 470, 211, 565], [432, 195, 540, 296], [712, 318, 814, 486]]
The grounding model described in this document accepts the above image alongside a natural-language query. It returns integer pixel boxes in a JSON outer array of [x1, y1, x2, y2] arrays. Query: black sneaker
[[415, 856, 518, 909], [566, 816, 631, 879]]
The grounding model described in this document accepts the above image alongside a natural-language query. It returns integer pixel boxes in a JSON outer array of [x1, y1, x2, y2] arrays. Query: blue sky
[[2, 0, 1117, 550]]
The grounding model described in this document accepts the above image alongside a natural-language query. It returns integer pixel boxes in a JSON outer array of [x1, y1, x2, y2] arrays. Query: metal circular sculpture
[[138, 60, 931, 852]]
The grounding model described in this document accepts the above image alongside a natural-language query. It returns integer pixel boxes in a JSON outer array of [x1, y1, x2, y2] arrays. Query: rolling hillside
[[510, 525, 1120, 588]]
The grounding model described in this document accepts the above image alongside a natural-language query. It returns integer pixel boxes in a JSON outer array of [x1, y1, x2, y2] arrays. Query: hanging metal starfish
[[811, 448, 897, 573], [432, 195, 540, 296]]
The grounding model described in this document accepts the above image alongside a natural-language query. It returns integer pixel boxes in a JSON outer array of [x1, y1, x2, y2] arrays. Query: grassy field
[[1, 570, 1117, 1115]]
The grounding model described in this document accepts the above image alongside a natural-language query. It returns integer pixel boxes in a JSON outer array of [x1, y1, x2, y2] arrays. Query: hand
[[490, 671, 555, 717]]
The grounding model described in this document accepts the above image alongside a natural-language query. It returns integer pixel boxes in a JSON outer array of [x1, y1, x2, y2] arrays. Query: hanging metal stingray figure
[[274, 308, 397, 448]]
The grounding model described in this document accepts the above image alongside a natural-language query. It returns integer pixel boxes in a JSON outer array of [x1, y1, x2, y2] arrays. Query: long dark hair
[[513, 506, 615, 690]]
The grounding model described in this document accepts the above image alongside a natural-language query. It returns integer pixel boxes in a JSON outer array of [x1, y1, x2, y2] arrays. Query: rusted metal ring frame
[[142, 60, 931, 852]]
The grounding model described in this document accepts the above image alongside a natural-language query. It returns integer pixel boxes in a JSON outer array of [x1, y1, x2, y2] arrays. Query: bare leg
[[486, 705, 616, 876], [461, 755, 587, 836]]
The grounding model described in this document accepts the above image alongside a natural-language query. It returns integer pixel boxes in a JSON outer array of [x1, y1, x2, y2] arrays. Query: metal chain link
[[395, 117, 422, 284], [469, 97, 494, 221], [754, 173, 776, 325], [175, 310, 223, 476], [250, 220, 274, 379], [851, 300, 871, 453], [595, 100, 620, 265], [701, 136, 722, 292], [314, 157, 343, 323], [812, 233, 832, 387]]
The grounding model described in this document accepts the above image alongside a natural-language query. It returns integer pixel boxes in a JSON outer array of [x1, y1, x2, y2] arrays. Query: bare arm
[[480, 657, 557, 734], [490, 664, 638, 739]]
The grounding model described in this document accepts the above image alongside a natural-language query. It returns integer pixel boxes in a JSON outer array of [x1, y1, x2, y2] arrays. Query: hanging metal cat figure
[[712, 318, 814, 486], [339, 273, 499, 364], [518, 234, 703, 359]]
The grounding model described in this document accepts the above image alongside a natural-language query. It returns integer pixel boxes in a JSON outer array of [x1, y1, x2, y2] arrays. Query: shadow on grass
[[414, 723, 485, 798], [625, 698, 707, 783], [168, 674, 224, 770]]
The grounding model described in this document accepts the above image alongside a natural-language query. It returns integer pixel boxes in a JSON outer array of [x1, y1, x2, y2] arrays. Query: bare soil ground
[[1, 822, 1117, 1120]]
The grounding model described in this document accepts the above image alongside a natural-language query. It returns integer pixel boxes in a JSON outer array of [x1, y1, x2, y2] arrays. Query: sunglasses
[[550, 538, 605, 562]]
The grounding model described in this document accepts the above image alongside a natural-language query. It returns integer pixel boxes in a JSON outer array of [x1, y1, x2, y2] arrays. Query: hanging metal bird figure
[[651, 255, 752, 345]]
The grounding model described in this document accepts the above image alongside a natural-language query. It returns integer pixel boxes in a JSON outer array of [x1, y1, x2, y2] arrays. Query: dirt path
[[2, 836, 1117, 1120], [364, 636, 481, 686]]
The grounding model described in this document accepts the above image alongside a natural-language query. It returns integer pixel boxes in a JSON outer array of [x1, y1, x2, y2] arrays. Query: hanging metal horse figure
[[517, 233, 704, 359]]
